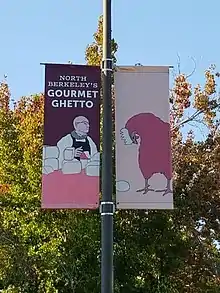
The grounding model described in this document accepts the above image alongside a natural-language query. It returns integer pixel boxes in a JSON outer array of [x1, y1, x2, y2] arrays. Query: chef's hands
[[74, 146, 83, 157]]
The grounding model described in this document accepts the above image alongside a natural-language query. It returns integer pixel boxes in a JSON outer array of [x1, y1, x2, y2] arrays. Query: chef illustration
[[56, 115, 99, 174]]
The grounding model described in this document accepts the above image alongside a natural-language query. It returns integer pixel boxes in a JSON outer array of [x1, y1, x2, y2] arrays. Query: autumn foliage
[[0, 16, 220, 293]]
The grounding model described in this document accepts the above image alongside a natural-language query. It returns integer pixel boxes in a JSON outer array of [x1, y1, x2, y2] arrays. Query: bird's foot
[[155, 188, 172, 196], [136, 187, 154, 195], [163, 188, 172, 196]]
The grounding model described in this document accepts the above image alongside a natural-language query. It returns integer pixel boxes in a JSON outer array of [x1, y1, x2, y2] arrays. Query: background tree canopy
[[0, 16, 220, 293]]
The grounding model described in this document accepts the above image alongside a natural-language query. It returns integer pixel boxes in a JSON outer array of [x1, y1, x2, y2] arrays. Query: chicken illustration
[[120, 112, 172, 196]]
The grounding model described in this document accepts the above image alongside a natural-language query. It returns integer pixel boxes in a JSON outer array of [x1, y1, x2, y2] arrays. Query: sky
[[0, 1, 219, 245], [0, 0, 219, 102]]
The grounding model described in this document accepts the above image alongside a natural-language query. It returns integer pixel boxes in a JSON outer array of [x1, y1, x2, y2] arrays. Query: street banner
[[115, 66, 173, 209], [41, 64, 100, 209]]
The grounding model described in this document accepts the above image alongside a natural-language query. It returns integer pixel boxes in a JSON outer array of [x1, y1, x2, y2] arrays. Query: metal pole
[[100, 0, 114, 293]]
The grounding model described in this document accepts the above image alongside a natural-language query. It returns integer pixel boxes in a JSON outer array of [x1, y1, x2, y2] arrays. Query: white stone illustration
[[42, 146, 59, 175], [62, 160, 82, 175], [116, 180, 130, 192]]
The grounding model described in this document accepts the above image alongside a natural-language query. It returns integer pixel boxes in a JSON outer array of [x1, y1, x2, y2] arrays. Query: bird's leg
[[163, 179, 172, 196], [136, 179, 154, 195], [155, 179, 172, 196]]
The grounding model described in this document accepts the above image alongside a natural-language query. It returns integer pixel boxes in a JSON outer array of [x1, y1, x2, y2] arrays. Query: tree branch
[[186, 57, 197, 78], [177, 53, 181, 75], [172, 101, 220, 131], [172, 109, 203, 130]]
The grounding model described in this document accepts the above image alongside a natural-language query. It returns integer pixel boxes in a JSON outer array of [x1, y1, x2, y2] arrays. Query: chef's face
[[76, 120, 90, 134]]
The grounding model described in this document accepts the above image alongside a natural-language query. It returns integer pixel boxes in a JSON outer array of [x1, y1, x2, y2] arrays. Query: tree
[[85, 15, 118, 66], [0, 15, 220, 293], [86, 17, 220, 293], [0, 87, 103, 292]]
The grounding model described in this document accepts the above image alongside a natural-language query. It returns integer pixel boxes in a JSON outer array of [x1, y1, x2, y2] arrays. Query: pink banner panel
[[115, 66, 173, 210]]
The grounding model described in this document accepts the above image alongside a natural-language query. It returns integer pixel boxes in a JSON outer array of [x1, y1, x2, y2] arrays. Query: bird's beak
[[120, 128, 133, 145]]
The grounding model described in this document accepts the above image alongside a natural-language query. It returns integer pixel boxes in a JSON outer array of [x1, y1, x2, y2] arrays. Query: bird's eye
[[130, 132, 138, 144]]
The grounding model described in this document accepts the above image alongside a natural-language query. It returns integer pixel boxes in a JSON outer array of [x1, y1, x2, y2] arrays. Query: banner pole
[[100, 0, 114, 293]]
